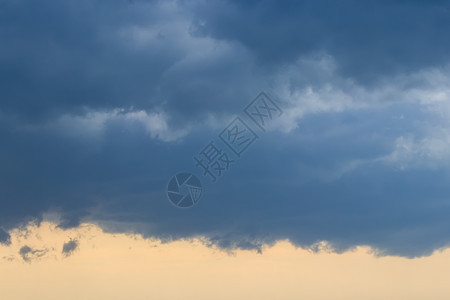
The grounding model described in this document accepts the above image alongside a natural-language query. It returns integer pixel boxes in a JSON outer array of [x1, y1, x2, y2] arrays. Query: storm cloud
[[1, 0, 450, 257]]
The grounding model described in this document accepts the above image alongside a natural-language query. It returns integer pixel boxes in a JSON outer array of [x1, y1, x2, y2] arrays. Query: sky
[[1, 0, 450, 298]]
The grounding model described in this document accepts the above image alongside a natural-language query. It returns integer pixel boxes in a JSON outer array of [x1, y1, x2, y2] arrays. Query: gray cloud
[[62, 239, 79, 257], [19, 246, 48, 262]]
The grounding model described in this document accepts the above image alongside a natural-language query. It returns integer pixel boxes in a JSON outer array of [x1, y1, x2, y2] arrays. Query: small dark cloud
[[2, 255, 16, 262], [0, 228, 11, 246], [19, 245, 48, 262], [62, 239, 79, 257]]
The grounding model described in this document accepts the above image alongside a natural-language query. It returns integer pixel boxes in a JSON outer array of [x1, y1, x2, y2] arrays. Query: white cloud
[[121, 110, 190, 142], [32, 108, 190, 143], [382, 131, 450, 170]]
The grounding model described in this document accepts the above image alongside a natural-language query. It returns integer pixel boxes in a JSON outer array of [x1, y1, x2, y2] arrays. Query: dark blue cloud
[[1, 0, 450, 258], [0, 0, 262, 125], [0, 228, 11, 245], [190, 0, 450, 83]]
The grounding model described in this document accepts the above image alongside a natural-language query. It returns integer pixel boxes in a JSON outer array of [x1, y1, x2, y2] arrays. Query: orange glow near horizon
[[1, 221, 450, 300]]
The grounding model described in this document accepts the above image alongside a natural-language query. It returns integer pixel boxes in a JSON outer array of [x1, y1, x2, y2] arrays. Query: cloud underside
[[1, 0, 450, 257], [0, 228, 11, 246]]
